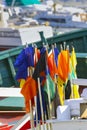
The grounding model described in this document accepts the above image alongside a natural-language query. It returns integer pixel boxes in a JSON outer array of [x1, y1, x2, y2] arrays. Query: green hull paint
[[0, 28, 87, 87], [0, 97, 25, 111]]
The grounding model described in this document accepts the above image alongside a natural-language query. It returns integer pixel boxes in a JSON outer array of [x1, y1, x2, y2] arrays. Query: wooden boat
[[0, 28, 87, 130], [0, 28, 87, 87]]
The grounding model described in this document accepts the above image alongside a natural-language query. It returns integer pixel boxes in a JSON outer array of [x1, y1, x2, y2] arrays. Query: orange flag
[[58, 50, 70, 82], [21, 76, 37, 113]]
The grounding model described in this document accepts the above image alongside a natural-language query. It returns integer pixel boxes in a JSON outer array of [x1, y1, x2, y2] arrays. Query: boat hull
[[26, 120, 87, 130], [47, 120, 87, 130]]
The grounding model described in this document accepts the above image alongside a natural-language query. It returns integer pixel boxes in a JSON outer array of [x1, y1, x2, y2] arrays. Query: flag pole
[[63, 41, 66, 50], [52, 44, 62, 118], [29, 99, 35, 130], [44, 45, 51, 118], [27, 70, 35, 130], [60, 44, 63, 51], [34, 46, 41, 130], [39, 31, 52, 129], [66, 45, 73, 99], [25, 43, 35, 130], [34, 96, 41, 130], [45, 46, 53, 130], [37, 77, 45, 130]]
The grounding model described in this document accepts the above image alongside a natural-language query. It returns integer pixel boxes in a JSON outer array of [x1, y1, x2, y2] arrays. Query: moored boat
[[0, 28, 87, 130], [0, 28, 87, 87]]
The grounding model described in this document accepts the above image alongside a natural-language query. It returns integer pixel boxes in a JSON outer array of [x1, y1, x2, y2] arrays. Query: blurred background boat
[[0, 0, 54, 50]]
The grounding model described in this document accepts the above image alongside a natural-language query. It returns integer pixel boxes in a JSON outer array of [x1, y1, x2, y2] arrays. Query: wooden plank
[[72, 78, 87, 86], [47, 119, 87, 130], [76, 53, 87, 58], [11, 113, 30, 130], [0, 88, 23, 97], [0, 97, 24, 107], [0, 97, 25, 111], [0, 88, 25, 112], [0, 111, 25, 113], [7, 57, 18, 86]]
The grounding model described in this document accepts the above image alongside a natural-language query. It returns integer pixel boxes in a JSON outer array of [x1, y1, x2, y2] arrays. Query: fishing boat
[[34, 11, 87, 28], [33, 0, 87, 28], [0, 0, 53, 51], [0, 28, 87, 87], [0, 28, 87, 130]]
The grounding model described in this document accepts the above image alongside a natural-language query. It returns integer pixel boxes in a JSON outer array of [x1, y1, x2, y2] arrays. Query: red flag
[[48, 50, 58, 79]]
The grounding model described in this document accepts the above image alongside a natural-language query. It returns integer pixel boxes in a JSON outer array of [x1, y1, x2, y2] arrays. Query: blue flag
[[14, 46, 35, 80], [54, 47, 59, 67]]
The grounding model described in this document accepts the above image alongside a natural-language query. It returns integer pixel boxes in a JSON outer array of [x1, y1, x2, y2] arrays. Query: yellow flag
[[73, 84, 80, 98], [70, 47, 80, 98], [57, 77, 65, 105], [70, 47, 77, 75], [20, 79, 25, 88]]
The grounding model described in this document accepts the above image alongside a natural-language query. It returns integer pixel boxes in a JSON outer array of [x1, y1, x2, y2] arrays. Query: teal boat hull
[[0, 28, 87, 87]]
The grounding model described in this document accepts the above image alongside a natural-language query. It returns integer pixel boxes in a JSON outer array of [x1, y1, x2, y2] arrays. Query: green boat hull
[[0, 28, 87, 87]]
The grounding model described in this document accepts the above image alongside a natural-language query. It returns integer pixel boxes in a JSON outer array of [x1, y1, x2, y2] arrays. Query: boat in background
[[33, 1, 87, 28], [0, 0, 87, 51], [0, 0, 53, 51], [34, 11, 87, 28], [0, 25, 53, 51]]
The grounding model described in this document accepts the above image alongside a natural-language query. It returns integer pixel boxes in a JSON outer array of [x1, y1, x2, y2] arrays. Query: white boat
[[0, 26, 53, 50], [0, 3, 53, 50], [34, 11, 87, 28], [10, 79, 87, 130]]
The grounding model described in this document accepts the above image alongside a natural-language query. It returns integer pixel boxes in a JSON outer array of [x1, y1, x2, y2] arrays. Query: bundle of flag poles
[[14, 41, 80, 129]]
